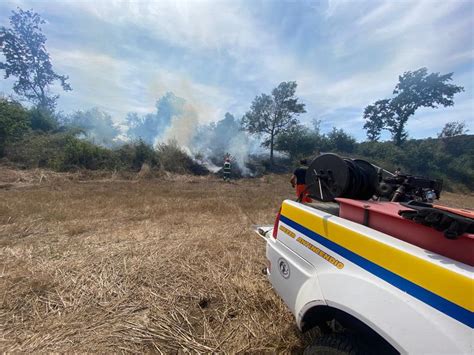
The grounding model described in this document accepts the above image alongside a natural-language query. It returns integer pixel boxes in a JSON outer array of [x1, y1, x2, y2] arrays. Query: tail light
[[272, 207, 282, 239]]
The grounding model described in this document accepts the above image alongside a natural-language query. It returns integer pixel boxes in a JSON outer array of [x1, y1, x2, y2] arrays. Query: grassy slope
[[0, 171, 472, 352]]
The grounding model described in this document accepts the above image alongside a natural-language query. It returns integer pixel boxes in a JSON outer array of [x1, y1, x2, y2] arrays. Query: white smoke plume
[[157, 102, 199, 148], [122, 92, 261, 175]]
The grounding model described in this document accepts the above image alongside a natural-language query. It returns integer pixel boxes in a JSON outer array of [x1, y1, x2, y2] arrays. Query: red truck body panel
[[336, 198, 474, 266]]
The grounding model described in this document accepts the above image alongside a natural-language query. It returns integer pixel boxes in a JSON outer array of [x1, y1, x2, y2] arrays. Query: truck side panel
[[266, 236, 325, 315], [268, 200, 473, 354]]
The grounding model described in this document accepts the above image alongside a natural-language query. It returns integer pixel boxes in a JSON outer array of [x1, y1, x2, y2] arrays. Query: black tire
[[304, 333, 371, 355]]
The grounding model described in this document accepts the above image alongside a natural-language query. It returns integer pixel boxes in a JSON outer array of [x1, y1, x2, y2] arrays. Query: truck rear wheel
[[304, 333, 371, 355]]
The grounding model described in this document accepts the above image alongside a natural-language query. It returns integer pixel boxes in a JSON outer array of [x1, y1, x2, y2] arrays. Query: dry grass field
[[0, 168, 472, 352]]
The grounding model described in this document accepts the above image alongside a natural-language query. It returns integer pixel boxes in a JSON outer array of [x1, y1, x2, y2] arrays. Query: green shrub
[[5, 132, 117, 171], [353, 137, 474, 189], [0, 98, 29, 156], [326, 127, 356, 153], [116, 140, 159, 171], [275, 125, 322, 160], [29, 107, 58, 132], [62, 137, 117, 170], [157, 140, 208, 175], [5, 132, 66, 168]]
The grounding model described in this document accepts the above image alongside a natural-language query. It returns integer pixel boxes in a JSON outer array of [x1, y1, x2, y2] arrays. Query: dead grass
[[0, 171, 316, 353], [0, 169, 472, 353], [434, 191, 474, 210]]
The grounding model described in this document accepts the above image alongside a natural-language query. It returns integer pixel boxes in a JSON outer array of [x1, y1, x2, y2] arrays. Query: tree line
[[2, 93, 472, 189], [240, 70, 465, 159], [0, 7, 472, 189]]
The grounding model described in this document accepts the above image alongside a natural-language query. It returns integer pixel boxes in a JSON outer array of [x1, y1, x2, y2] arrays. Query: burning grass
[[0, 170, 472, 352]]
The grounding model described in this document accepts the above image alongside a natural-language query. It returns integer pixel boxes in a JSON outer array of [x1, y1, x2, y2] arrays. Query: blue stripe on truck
[[279, 214, 473, 328]]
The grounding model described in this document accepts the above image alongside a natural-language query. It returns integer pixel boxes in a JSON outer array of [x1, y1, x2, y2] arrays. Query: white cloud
[[356, 2, 394, 26], [406, 97, 474, 138], [65, 0, 267, 53], [372, 1, 460, 40], [0, 0, 472, 141], [325, 0, 351, 18], [300, 0, 473, 111], [49, 47, 234, 124]]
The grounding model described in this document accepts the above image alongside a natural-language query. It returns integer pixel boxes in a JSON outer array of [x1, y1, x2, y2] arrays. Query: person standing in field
[[223, 155, 232, 181], [290, 159, 312, 203]]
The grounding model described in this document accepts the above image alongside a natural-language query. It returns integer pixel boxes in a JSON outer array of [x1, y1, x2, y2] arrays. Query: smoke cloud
[[67, 91, 261, 175], [159, 102, 199, 149], [64, 107, 121, 147], [123, 92, 259, 175], [126, 92, 186, 144]]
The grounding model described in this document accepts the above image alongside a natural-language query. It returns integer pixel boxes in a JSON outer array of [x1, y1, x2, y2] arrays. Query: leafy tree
[[191, 112, 243, 159], [437, 121, 468, 138], [0, 8, 71, 112], [363, 68, 464, 145], [0, 97, 29, 155], [275, 124, 320, 159], [327, 127, 356, 153], [29, 107, 58, 131], [363, 99, 391, 141], [312, 119, 322, 136], [242, 81, 305, 165]]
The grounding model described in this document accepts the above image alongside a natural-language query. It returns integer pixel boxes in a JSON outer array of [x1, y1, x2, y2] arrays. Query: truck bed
[[306, 201, 339, 216], [303, 199, 473, 266]]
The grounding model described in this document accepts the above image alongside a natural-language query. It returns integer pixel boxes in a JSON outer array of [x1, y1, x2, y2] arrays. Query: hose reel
[[305, 154, 442, 202], [306, 154, 378, 202]]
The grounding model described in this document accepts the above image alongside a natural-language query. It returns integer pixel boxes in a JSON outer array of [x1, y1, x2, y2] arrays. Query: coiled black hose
[[306, 154, 378, 201]]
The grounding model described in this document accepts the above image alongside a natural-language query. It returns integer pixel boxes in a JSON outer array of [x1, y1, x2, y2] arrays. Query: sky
[[0, 0, 473, 141]]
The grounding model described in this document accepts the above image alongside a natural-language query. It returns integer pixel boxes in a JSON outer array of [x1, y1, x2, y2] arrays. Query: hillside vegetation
[[2, 97, 473, 190]]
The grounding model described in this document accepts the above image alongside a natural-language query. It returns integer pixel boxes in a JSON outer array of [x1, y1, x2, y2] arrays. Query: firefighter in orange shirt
[[290, 159, 312, 203]]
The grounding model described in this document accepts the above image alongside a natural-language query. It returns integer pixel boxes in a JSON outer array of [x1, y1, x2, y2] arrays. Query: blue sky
[[0, 0, 473, 141]]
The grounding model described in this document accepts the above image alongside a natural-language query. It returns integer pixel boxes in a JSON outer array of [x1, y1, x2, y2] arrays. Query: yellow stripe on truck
[[281, 201, 474, 313]]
